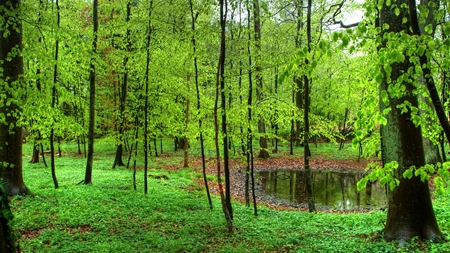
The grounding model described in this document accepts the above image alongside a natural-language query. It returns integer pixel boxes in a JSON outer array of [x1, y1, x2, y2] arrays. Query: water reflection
[[256, 170, 386, 210]]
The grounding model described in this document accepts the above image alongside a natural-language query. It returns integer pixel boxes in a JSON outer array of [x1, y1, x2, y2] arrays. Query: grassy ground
[[11, 140, 450, 252]]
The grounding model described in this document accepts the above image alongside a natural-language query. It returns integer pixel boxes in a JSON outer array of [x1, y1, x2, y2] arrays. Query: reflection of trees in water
[[256, 170, 386, 209]]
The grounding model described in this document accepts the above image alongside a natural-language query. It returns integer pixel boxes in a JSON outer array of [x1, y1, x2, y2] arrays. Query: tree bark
[[112, 1, 132, 169], [215, 0, 233, 232], [0, 0, 29, 196], [379, 0, 443, 242], [85, 0, 99, 184], [143, 0, 154, 194], [50, 0, 61, 189], [189, 0, 213, 210], [252, 0, 269, 158], [304, 0, 315, 213], [247, 1, 257, 215]]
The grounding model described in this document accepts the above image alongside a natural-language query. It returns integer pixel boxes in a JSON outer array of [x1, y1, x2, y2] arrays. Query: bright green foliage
[[357, 161, 400, 191]]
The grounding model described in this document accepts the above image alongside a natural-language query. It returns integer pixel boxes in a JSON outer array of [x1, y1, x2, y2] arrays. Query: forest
[[1, 0, 450, 251]]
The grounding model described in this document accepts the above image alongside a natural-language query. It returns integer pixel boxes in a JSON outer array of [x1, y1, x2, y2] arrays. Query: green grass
[[11, 141, 450, 252]]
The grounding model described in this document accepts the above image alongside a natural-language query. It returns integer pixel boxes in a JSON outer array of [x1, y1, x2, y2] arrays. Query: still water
[[256, 170, 387, 210]]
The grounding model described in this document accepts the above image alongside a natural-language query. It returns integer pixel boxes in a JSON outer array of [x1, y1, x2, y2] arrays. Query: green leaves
[[357, 161, 399, 191], [444, 23, 450, 36]]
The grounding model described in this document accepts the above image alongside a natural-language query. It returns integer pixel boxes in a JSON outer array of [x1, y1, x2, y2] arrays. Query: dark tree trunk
[[304, 0, 315, 213], [294, 76, 304, 147], [50, 0, 60, 189], [215, 0, 233, 232], [0, 0, 29, 196], [30, 143, 40, 163], [112, 1, 132, 169], [294, 0, 304, 147], [85, 0, 99, 185], [247, 1, 257, 216], [189, 0, 212, 210], [380, 0, 443, 242], [143, 0, 154, 194], [113, 144, 125, 168]]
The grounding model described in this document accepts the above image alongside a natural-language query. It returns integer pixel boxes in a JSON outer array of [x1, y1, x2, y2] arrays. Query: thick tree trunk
[[0, 0, 29, 196], [30, 143, 40, 163], [380, 0, 443, 242]]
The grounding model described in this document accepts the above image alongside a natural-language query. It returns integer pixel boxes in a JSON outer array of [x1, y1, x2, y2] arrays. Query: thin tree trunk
[[49, 0, 60, 189], [339, 108, 349, 150], [408, 0, 450, 146], [85, 0, 98, 185], [143, 0, 154, 194], [247, 1, 257, 216], [216, 0, 233, 232], [113, 1, 132, 169], [304, 0, 315, 213], [189, 0, 212, 210]]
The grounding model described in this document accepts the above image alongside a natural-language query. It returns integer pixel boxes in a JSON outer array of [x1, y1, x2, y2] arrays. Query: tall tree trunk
[[0, 0, 29, 196], [252, 0, 269, 158], [143, 0, 154, 194], [304, 0, 315, 213], [215, 0, 233, 232], [113, 1, 132, 169], [380, 0, 443, 242], [189, 0, 212, 210], [85, 0, 99, 184], [408, 0, 450, 145], [30, 0, 45, 165], [247, 0, 257, 216], [50, 0, 61, 189]]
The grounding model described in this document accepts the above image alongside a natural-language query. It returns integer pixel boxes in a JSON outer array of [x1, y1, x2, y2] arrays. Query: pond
[[256, 170, 387, 210]]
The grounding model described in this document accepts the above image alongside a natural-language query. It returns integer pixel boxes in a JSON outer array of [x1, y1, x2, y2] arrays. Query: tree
[[303, 0, 315, 213], [252, 0, 269, 158], [0, 0, 30, 196], [85, 0, 99, 184], [112, 0, 132, 169], [378, 0, 444, 243], [215, 0, 233, 232], [49, 0, 61, 189]]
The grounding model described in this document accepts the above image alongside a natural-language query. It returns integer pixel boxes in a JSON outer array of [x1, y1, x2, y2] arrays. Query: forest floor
[[12, 141, 450, 252]]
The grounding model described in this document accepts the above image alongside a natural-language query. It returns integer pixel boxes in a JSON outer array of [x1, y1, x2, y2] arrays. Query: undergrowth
[[11, 141, 450, 252]]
